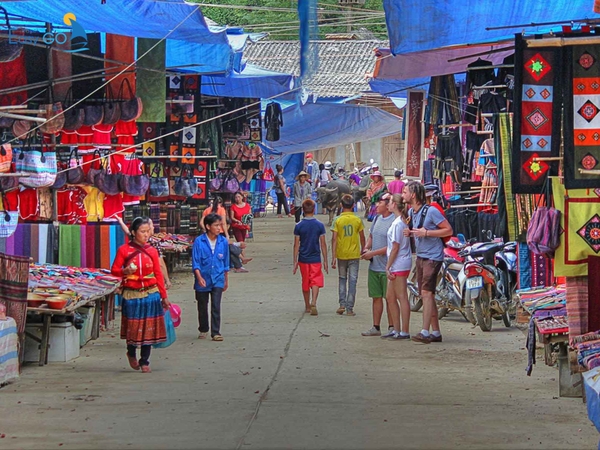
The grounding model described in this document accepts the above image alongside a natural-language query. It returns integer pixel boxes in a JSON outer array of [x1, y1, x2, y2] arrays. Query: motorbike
[[435, 238, 473, 322], [460, 240, 518, 331]]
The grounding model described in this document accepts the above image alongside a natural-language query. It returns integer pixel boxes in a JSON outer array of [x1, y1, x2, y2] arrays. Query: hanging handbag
[[262, 161, 274, 181], [39, 102, 65, 134], [0, 7, 23, 63], [173, 166, 198, 197], [224, 171, 240, 193], [51, 154, 67, 189], [119, 156, 150, 196], [102, 85, 121, 125], [210, 171, 223, 191], [0, 143, 12, 173], [0, 190, 18, 238], [148, 164, 169, 198], [0, 116, 14, 129], [85, 149, 103, 185], [62, 87, 85, 131], [16, 143, 57, 188], [66, 149, 86, 185], [83, 102, 104, 126], [119, 78, 143, 122], [95, 155, 122, 196], [0, 174, 17, 191], [12, 120, 31, 140]]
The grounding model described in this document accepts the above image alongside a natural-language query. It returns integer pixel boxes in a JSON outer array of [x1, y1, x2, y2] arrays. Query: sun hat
[[296, 170, 309, 180], [324, 161, 332, 169], [424, 183, 439, 197], [169, 303, 181, 328], [370, 171, 383, 180], [381, 192, 392, 201]]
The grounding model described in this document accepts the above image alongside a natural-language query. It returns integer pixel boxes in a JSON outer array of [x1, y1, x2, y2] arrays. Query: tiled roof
[[243, 40, 387, 98]]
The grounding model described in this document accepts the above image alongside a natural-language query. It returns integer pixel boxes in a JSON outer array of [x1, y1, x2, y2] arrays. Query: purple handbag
[[224, 172, 240, 193]]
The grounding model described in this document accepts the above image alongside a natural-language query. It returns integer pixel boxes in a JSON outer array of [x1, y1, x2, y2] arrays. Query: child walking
[[293, 199, 328, 315], [192, 213, 229, 341], [331, 194, 365, 316]]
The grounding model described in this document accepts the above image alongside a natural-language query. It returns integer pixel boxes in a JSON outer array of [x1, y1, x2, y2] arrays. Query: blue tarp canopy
[[382, 0, 599, 54], [201, 64, 296, 99], [261, 102, 402, 155], [5, 0, 234, 73]]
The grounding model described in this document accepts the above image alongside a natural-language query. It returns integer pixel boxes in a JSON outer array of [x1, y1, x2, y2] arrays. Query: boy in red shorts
[[293, 199, 328, 315]]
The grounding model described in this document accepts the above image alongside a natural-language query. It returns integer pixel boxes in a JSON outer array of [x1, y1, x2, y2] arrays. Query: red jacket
[[111, 242, 167, 299]]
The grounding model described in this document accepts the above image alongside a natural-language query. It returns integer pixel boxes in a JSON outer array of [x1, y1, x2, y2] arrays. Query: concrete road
[[0, 215, 597, 449]]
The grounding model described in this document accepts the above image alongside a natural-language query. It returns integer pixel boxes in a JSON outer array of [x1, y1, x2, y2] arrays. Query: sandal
[[198, 332, 208, 339], [310, 306, 318, 316], [141, 365, 152, 373], [212, 335, 224, 341], [126, 353, 140, 371]]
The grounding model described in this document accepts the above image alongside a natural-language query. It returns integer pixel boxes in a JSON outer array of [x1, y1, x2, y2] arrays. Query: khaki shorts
[[416, 257, 442, 294]]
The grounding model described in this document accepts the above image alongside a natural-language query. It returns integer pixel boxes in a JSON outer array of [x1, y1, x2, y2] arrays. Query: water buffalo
[[315, 180, 351, 226], [352, 176, 371, 218]]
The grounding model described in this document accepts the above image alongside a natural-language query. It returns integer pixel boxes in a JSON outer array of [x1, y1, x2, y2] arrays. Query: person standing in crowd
[[331, 194, 365, 316], [230, 191, 252, 243], [201, 196, 229, 239], [360, 194, 395, 336], [349, 167, 362, 187], [293, 171, 312, 223], [366, 171, 387, 221], [305, 153, 320, 185], [274, 164, 292, 218], [320, 161, 333, 187], [193, 213, 229, 342], [111, 217, 170, 373], [293, 199, 328, 316], [387, 170, 405, 195], [425, 184, 446, 215], [402, 181, 453, 344], [383, 193, 413, 340]]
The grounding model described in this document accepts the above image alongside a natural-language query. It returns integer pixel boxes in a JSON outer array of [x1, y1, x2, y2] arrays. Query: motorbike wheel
[[502, 310, 511, 328], [409, 291, 422, 312], [438, 307, 449, 319], [473, 289, 493, 332]]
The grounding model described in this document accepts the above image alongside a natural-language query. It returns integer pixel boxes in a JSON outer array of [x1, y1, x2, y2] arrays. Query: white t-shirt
[[208, 237, 217, 253], [386, 216, 412, 273], [320, 169, 331, 184]]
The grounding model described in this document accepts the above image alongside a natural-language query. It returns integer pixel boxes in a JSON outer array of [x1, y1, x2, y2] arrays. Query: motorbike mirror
[[457, 233, 466, 244], [369, 158, 374, 164]]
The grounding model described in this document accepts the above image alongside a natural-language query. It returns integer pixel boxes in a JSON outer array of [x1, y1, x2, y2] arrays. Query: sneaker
[[391, 333, 411, 340], [429, 334, 443, 343], [411, 332, 431, 344], [336, 306, 345, 315], [361, 327, 381, 336], [381, 330, 398, 339], [346, 310, 356, 316]]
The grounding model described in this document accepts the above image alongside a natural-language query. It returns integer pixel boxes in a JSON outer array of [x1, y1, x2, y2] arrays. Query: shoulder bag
[[17, 142, 57, 188]]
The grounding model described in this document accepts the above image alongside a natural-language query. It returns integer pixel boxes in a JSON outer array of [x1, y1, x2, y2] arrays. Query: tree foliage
[[194, 0, 387, 40]]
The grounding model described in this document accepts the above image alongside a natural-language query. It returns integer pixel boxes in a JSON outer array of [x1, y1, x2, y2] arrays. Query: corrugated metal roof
[[243, 40, 387, 98]]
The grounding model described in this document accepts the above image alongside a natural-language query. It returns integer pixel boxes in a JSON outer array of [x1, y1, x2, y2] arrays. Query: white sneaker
[[381, 330, 398, 339], [361, 326, 382, 336]]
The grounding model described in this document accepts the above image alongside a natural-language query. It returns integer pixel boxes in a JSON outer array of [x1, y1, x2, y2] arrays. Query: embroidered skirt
[[121, 291, 167, 347]]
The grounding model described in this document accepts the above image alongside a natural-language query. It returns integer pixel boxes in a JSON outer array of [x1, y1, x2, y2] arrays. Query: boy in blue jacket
[[192, 213, 229, 341]]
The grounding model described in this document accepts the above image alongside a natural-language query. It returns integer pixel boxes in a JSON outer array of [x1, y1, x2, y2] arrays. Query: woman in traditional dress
[[293, 171, 312, 223], [112, 217, 170, 373], [366, 171, 387, 221]]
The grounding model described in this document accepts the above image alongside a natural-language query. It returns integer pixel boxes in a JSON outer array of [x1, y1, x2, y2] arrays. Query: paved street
[[0, 216, 597, 449]]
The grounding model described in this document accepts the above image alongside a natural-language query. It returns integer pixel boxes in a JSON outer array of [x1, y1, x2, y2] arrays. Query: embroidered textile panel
[[512, 36, 562, 193], [553, 178, 600, 277], [405, 90, 425, 178], [564, 45, 600, 189]]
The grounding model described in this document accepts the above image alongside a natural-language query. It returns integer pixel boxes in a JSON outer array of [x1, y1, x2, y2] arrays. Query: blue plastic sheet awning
[[201, 64, 296, 99], [261, 102, 402, 155], [6, 0, 234, 73], [382, 0, 599, 54]]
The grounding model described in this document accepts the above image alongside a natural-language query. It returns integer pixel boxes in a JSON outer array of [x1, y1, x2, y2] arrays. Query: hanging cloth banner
[[405, 90, 425, 178], [105, 34, 135, 98], [512, 35, 562, 193], [553, 178, 600, 277], [136, 38, 166, 123], [564, 44, 600, 189]]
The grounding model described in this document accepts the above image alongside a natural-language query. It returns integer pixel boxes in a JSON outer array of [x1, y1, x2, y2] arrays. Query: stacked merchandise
[[29, 264, 121, 310], [519, 285, 567, 328], [572, 331, 600, 370], [148, 233, 192, 253]]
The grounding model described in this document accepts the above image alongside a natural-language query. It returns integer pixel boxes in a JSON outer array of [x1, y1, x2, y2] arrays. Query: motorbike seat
[[465, 242, 504, 258]]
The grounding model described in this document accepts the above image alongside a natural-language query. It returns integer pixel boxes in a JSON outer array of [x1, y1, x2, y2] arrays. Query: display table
[[25, 264, 121, 366], [0, 317, 19, 384]]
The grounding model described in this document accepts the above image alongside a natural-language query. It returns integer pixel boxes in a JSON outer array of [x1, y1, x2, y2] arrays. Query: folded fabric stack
[[572, 331, 600, 370], [148, 233, 192, 253], [519, 286, 567, 320], [29, 263, 121, 309]]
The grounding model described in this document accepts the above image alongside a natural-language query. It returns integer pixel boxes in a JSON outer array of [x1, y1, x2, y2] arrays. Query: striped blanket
[[0, 317, 19, 384], [0, 223, 57, 264], [0, 252, 29, 365], [59, 224, 126, 269]]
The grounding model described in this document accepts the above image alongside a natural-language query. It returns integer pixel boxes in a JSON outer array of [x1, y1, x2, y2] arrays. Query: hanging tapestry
[[136, 39, 166, 123], [564, 45, 600, 189], [553, 178, 600, 276], [405, 90, 425, 178], [512, 35, 562, 193]]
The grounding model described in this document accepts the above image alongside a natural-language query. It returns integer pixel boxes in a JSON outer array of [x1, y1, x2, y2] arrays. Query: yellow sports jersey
[[331, 212, 364, 260]]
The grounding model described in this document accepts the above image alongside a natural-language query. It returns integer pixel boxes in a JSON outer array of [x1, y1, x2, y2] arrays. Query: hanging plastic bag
[[153, 309, 176, 349]]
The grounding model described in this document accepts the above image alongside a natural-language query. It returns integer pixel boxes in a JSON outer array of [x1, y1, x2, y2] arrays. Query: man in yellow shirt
[[331, 194, 365, 316]]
